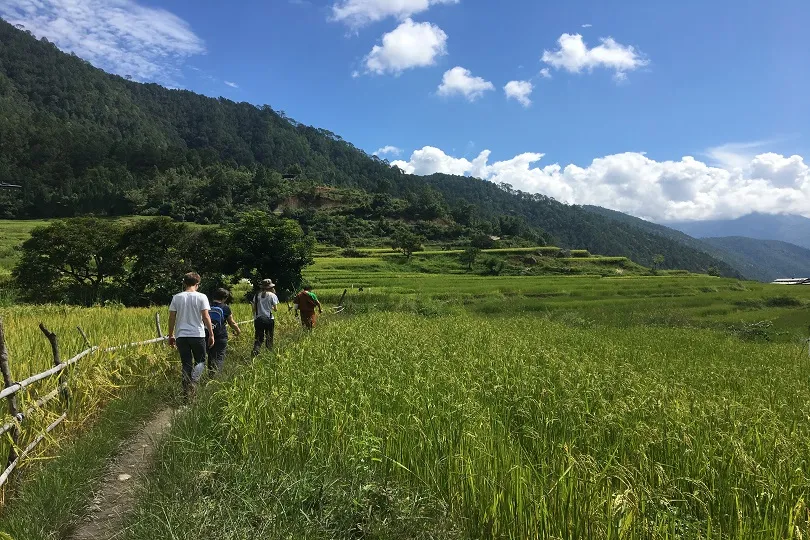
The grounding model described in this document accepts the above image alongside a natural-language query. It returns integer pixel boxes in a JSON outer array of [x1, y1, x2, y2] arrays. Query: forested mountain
[[700, 237, 810, 282], [583, 205, 810, 281], [0, 18, 737, 276], [666, 213, 810, 250]]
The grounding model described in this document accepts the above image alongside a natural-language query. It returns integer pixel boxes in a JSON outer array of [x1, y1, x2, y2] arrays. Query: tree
[[482, 256, 505, 276], [459, 247, 481, 271], [226, 211, 315, 299], [652, 254, 665, 271], [391, 230, 424, 260], [13, 218, 125, 305], [120, 218, 228, 306]]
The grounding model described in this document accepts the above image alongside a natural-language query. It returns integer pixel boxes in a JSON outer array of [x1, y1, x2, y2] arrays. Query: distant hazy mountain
[[583, 206, 810, 281], [665, 213, 810, 250], [700, 237, 810, 282]]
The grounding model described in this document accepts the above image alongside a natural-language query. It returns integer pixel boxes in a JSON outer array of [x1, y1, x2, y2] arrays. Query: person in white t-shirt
[[252, 278, 279, 357], [168, 272, 214, 400]]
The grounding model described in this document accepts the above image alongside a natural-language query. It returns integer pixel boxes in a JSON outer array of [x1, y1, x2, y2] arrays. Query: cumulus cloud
[[504, 80, 533, 107], [331, 0, 459, 28], [539, 68, 552, 79], [364, 19, 447, 75], [390, 146, 810, 221], [542, 33, 648, 81], [0, 0, 205, 84], [437, 67, 495, 101], [374, 145, 403, 157], [224, 81, 239, 88]]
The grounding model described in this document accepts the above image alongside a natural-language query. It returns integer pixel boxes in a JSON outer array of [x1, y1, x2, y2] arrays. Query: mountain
[[583, 205, 810, 281], [666, 213, 810, 250], [0, 18, 738, 276], [699, 237, 810, 282]]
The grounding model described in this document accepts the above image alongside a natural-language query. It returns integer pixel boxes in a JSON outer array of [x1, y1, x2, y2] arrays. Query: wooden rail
[[0, 313, 168, 490], [0, 311, 325, 492]]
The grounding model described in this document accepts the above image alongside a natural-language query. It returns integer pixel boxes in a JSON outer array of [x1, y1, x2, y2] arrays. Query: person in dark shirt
[[207, 288, 241, 374]]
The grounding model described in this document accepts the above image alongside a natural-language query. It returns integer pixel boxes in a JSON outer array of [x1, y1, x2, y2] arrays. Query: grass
[[0, 380, 172, 540], [120, 311, 810, 539], [0, 220, 50, 276]]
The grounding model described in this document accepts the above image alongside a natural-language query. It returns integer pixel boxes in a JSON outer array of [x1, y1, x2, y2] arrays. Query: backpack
[[210, 306, 227, 337]]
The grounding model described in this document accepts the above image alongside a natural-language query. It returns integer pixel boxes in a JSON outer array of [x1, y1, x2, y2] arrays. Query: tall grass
[[0, 302, 253, 490], [124, 312, 810, 538]]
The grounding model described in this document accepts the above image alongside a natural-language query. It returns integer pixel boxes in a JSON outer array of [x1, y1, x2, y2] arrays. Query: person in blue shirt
[[207, 288, 241, 374]]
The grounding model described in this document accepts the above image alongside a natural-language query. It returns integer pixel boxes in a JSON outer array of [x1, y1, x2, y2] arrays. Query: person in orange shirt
[[294, 285, 322, 330]]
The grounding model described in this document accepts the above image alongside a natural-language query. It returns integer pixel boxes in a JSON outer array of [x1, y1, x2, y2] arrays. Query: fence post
[[0, 318, 21, 471], [39, 324, 68, 404], [337, 289, 348, 308], [76, 326, 92, 348], [155, 312, 163, 339]]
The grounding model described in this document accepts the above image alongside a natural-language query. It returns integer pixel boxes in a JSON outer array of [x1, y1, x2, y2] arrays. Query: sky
[[1, 0, 809, 222]]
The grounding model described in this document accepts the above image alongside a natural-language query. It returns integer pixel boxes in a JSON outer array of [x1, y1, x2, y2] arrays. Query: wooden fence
[[0, 295, 348, 495], [0, 313, 177, 491]]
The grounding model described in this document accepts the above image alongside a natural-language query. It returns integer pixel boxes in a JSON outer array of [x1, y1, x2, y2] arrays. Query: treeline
[[0, 19, 737, 276], [11, 213, 314, 306]]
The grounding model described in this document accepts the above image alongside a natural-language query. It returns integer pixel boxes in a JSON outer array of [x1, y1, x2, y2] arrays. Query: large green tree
[[13, 218, 125, 305], [120, 218, 229, 306], [226, 211, 315, 299]]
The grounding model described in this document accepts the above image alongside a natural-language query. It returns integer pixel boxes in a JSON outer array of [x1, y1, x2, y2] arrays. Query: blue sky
[[1, 0, 809, 221]]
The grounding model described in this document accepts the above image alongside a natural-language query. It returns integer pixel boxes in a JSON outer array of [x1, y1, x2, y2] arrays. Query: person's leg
[[252, 319, 262, 357], [208, 341, 227, 374], [176, 338, 195, 398], [265, 318, 275, 349], [187, 337, 207, 398]]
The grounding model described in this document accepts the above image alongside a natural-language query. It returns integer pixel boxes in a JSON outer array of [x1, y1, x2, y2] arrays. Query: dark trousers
[[207, 339, 228, 374], [253, 317, 275, 356], [176, 337, 206, 395]]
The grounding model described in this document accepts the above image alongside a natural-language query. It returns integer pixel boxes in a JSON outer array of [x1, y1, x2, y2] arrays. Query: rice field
[[123, 310, 810, 539], [2, 249, 810, 538], [0, 302, 255, 485]]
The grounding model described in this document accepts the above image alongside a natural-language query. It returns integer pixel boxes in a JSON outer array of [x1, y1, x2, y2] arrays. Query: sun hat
[[259, 278, 275, 289]]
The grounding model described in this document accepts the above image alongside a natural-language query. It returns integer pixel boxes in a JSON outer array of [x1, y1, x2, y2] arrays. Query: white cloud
[[0, 0, 205, 84], [364, 19, 447, 75], [539, 68, 552, 79], [542, 33, 648, 81], [331, 0, 458, 28], [390, 146, 810, 221], [705, 140, 776, 170], [374, 145, 403, 157], [437, 67, 495, 101], [504, 80, 533, 107], [581, 23, 592, 28], [224, 81, 239, 88]]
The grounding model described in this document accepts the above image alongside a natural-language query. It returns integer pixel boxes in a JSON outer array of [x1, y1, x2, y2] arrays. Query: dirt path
[[69, 407, 175, 540]]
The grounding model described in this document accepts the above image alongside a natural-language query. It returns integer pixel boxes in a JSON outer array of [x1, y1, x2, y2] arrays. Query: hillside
[[583, 205, 809, 281], [666, 213, 810, 250], [0, 18, 737, 276], [700, 237, 810, 282]]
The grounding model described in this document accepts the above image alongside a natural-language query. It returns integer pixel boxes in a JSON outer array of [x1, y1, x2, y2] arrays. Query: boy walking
[[207, 288, 241, 374], [168, 272, 214, 401], [252, 279, 279, 357]]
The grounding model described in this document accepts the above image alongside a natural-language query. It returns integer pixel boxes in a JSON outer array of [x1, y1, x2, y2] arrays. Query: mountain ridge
[[0, 18, 738, 277]]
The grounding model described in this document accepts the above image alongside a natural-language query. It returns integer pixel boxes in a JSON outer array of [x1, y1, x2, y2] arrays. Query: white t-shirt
[[254, 291, 279, 319], [169, 291, 211, 338]]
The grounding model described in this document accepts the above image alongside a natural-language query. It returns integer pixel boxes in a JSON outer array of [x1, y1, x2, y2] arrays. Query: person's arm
[[251, 295, 258, 317], [202, 310, 214, 348], [168, 310, 177, 347], [227, 314, 241, 337]]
